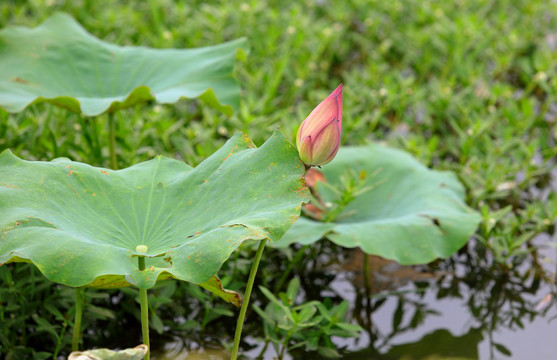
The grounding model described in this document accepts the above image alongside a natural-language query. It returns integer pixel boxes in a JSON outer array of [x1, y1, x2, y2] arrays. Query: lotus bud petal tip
[[296, 84, 342, 166]]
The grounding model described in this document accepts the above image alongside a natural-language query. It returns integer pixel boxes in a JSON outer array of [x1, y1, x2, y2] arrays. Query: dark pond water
[[150, 231, 557, 360]]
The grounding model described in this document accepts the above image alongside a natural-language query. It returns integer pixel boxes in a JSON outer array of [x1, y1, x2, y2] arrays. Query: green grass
[[1, 0, 557, 357]]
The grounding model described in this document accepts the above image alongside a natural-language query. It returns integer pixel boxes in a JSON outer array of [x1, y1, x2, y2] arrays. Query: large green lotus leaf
[[0, 13, 247, 116], [0, 132, 309, 304], [273, 144, 481, 265]]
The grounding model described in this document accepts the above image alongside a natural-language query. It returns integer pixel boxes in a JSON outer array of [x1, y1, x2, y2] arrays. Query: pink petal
[[309, 118, 340, 165], [297, 135, 314, 164]]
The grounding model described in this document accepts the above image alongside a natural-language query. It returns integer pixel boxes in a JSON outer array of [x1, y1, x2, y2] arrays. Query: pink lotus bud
[[296, 84, 342, 166]]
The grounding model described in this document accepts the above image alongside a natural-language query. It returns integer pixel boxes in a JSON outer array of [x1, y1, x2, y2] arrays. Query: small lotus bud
[[296, 84, 342, 166]]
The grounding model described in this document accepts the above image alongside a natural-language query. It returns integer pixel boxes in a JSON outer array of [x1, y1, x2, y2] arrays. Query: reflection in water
[[333, 232, 557, 360], [150, 231, 556, 360], [151, 336, 229, 360]]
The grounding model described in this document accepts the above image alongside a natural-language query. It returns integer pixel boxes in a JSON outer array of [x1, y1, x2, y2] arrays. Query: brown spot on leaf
[[68, 185, 79, 196], [222, 150, 235, 162], [6, 220, 22, 231], [11, 77, 34, 85]]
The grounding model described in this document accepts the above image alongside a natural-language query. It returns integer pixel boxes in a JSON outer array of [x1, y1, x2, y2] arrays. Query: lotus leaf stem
[[230, 239, 267, 360], [362, 253, 373, 333], [274, 244, 309, 294], [138, 256, 150, 360], [72, 287, 84, 351], [108, 112, 117, 169], [363, 253, 370, 292]]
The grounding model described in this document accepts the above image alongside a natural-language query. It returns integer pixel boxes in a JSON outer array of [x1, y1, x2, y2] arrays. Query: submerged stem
[[231, 240, 267, 360], [274, 244, 309, 294], [72, 287, 84, 351], [138, 256, 150, 360], [363, 253, 371, 294], [362, 253, 373, 334], [108, 112, 117, 169]]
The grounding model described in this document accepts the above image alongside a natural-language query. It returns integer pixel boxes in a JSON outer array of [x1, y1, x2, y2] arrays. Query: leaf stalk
[[108, 112, 117, 169], [71, 287, 84, 351], [138, 256, 150, 360], [231, 239, 267, 360]]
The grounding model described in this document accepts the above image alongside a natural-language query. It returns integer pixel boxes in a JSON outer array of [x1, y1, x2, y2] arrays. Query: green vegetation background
[[1, 0, 556, 358]]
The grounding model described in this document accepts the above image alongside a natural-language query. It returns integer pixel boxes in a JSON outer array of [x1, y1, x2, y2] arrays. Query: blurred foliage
[[253, 277, 363, 359], [1, 0, 556, 358]]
